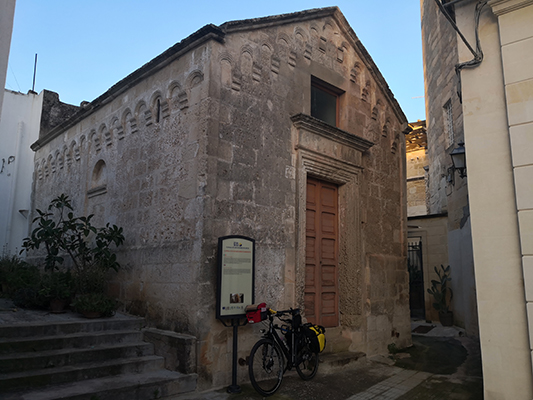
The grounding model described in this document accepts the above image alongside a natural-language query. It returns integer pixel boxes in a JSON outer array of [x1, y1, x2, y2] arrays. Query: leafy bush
[[22, 194, 124, 271], [71, 292, 118, 317], [21, 194, 124, 295], [0, 254, 41, 297], [39, 270, 73, 301]]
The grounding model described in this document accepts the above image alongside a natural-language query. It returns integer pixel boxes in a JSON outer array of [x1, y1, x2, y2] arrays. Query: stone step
[[0, 329, 143, 354], [0, 355, 165, 392], [0, 341, 154, 373], [322, 327, 353, 353], [0, 314, 145, 339], [2, 369, 198, 400], [319, 351, 367, 373]]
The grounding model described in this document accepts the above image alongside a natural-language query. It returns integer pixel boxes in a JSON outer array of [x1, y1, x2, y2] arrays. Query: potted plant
[[427, 265, 454, 326], [71, 292, 117, 318], [39, 270, 73, 313]]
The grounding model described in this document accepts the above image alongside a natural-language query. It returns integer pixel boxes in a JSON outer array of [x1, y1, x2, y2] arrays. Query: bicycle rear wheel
[[295, 341, 319, 380], [248, 338, 284, 396]]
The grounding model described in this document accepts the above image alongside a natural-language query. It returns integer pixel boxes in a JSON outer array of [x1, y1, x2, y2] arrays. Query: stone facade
[[30, 7, 410, 388], [419, 0, 478, 335]]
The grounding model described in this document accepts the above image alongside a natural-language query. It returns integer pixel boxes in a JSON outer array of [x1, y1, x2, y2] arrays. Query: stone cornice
[[489, 0, 533, 15], [291, 113, 374, 153]]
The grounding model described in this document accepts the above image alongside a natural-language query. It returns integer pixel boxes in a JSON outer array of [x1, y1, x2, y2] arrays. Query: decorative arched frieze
[[371, 99, 383, 121], [135, 101, 150, 127], [294, 27, 309, 46], [382, 117, 391, 138], [61, 145, 68, 169], [362, 80, 371, 102], [168, 80, 188, 111], [337, 41, 349, 63], [150, 91, 163, 124], [65, 142, 74, 167], [111, 117, 123, 141], [240, 47, 254, 81], [391, 131, 400, 155], [90, 129, 101, 153], [53, 150, 61, 171], [122, 109, 135, 136], [277, 33, 292, 66], [219, 54, 233, 88], [99, 123, 111, 147], [36, 162, 42, 180], [350, 62, 361, 84], [186, 69, 204, 89], [46, 155, 52, 177]]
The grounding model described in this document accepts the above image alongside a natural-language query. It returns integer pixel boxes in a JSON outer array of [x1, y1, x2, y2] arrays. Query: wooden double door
[[305, 177, 339, 327]]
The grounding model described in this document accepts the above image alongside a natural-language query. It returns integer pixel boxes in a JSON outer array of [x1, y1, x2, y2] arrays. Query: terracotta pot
[[81, 310, 102, 319], [439, 311, 454, 327], [49, 299, 67, 313]]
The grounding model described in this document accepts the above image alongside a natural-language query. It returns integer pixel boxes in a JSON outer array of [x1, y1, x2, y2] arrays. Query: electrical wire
[[433, 0, 488, 102], [8, 65, 22, 92]]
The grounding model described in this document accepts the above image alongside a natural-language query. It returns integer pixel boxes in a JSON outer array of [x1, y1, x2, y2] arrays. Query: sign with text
[[216, 236, 255, 320]]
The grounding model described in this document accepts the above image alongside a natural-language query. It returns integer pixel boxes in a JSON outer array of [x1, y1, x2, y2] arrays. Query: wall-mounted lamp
[[450, 142, 467, 179]]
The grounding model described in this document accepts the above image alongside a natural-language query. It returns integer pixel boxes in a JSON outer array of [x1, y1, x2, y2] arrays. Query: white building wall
[[456, 0, 533, 398], [0, 89, 43, 256], [0, 0, 16, 121]]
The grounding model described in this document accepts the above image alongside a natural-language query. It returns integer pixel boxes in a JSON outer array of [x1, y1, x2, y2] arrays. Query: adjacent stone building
[[421, 0, 533, 398], [417, 0, 478, 334], [30, 7, 410, 388]]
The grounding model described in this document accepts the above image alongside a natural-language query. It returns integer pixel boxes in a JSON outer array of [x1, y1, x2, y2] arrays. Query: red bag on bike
[[245, 303, 268, 324]]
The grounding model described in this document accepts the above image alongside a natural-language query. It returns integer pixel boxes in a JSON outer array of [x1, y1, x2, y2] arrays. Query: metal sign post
[[216, 235, 255, 394]]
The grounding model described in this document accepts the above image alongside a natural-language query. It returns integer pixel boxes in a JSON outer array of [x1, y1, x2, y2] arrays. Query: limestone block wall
[[421, 0, 477, 335], [31, 41, 213, 340], [31, 7, 410, 389], [407, 148, 428, 217]]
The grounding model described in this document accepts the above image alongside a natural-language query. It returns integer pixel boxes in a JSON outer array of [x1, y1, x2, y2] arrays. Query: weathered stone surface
[[30, 7, 409, 389]]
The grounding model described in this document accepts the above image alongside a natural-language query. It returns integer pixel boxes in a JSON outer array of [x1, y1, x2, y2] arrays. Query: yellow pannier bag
[[303, 323, 326, 353]]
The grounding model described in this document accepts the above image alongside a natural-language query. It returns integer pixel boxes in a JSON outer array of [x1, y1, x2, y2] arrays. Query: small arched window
[[88, 159, 107, 198]]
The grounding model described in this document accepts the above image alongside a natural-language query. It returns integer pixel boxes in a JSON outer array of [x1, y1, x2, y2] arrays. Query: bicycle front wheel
[[248, 338, 284, 396], [296, 343, 319, 380]]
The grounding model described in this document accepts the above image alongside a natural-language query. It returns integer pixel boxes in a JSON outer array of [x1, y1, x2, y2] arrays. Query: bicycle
[[247, 306, 320, 397]]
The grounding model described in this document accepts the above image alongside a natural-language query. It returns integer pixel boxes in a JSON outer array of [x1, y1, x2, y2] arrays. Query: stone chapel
[[30, 7, 411, 388]]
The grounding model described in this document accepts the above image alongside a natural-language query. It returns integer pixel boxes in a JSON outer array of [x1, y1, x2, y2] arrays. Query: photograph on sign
[[217, 236, 255, 319]]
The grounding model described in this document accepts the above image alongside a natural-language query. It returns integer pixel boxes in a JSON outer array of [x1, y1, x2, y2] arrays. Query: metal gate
[[408, 238, 425, 319]]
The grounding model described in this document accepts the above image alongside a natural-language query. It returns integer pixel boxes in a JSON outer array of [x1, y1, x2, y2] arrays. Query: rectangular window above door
[[311, 77, 343, 127]]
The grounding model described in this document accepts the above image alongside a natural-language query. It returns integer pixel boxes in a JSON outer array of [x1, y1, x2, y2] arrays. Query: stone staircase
[[0, 314, 197, 399]]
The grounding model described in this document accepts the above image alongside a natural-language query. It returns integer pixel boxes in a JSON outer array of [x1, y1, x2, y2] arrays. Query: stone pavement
[[0, 299, 482, 400], [178, 321, 483, 400]]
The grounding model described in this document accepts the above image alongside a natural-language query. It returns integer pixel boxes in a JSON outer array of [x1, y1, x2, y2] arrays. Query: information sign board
[[216, 236, 255, 320]]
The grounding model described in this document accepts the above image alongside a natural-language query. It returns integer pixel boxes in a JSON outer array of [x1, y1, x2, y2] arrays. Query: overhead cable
[[433, 0, 488, 102]]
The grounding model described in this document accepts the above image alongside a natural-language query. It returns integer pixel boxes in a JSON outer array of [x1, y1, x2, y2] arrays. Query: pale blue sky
[[6, 1, 425, 121]]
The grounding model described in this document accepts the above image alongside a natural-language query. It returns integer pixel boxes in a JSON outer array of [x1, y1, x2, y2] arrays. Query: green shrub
[[0, 254, 41, 297], [72, 292, 117, 317]]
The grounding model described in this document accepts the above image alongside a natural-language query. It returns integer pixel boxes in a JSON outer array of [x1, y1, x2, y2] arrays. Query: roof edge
[[32, 24, 225, 151]]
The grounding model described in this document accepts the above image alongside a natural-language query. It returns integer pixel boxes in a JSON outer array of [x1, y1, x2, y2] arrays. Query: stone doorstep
[[2, 370, 198, 400]]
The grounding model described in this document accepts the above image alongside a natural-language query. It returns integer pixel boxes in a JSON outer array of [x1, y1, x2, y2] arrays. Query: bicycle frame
[[259, 310, 301, 371]]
